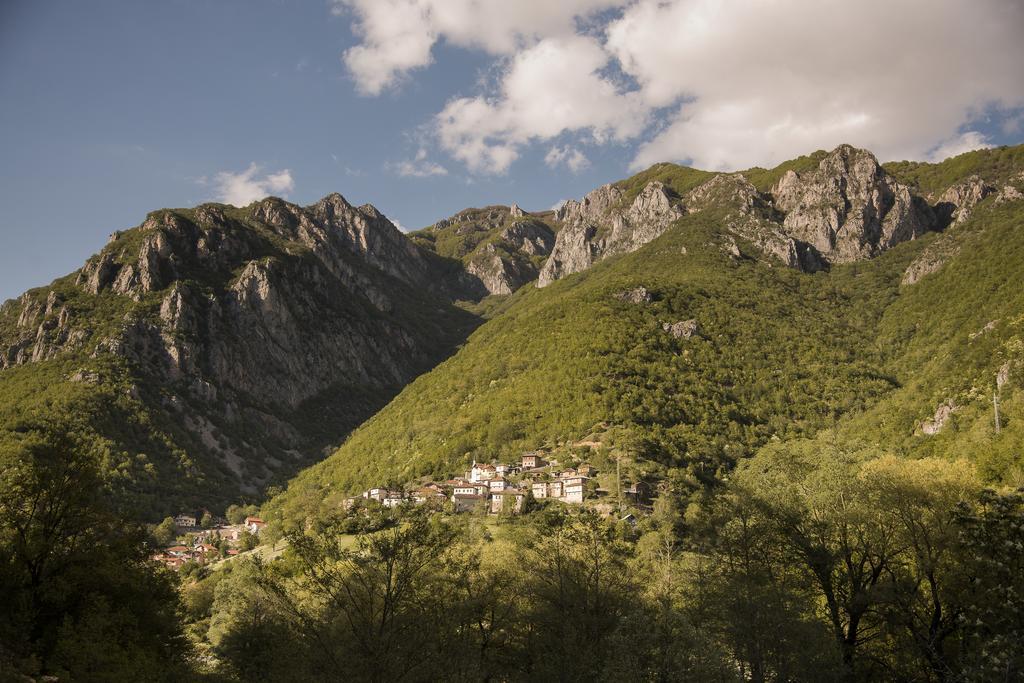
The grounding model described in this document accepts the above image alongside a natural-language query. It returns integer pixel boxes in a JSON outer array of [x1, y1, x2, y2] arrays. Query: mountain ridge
[[2, 143, 1022, 521], [0, 193, 480, 517]]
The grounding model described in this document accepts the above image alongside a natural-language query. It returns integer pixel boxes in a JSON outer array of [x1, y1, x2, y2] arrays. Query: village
[[152, 450, 653, 571], [348, 450, 652, 517], [149, 511, 266, 571]]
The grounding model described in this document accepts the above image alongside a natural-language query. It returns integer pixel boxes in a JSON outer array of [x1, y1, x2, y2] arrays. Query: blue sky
[[1, 0, 1022, 302]]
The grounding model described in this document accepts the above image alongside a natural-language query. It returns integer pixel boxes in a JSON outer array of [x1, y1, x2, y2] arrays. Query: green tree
[[518, 511, 635, 679], [208, 561, 310, 682], [735, 440, 900, 677], [226, 503, 258, 525], [0, 418, 191, 679], [238, 529, 258, 552], [862, 456, 979, 681], [152, 516, 177, 546], [255, 511, 461, 681], [689, 488, 842, 682], [225, 504, 244, 525], [956, 488, 1024, 682]]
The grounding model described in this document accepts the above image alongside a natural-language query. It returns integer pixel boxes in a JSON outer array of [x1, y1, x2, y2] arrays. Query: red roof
[[244, 516, 264, 525]]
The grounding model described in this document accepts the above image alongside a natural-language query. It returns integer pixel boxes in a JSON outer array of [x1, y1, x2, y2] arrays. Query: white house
[[531, 481, 548, 499], [521, 452, 546, 469], [362, 487, 387, 502], [563, 480, 586, 503], [382, 491, 405, 508], [411, 488, 446, 505], [488, 477, 509, 491], [470, 462, 497, 483], [453, 483, 479, 497], [174, 514, 197, 528]]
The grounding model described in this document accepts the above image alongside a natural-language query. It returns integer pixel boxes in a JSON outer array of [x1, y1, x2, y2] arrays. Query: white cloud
[[436, 35, 647, 173], [336, 0, 1024, 173], [392, 148, 449, 177], [609, 0, 1024, 170], [213, 164, 294, 206], [545, 145, 590, 173], [927, 131, 994, 162], [332, 0, 621, 95]]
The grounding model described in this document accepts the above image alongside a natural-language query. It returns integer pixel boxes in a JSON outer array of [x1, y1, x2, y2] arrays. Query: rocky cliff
[[538, 181, 683, 286], [771, 145, 935, 262], [410, 205, 557, 296], [537, 145, 964, 287], [0, 194, 478, 511]]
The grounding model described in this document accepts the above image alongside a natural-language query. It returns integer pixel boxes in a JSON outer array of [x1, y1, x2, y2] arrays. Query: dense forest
[[3, 418, 1023, 681]]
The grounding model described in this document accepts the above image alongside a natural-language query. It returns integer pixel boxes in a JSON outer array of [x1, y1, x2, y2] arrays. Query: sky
[[1, 0, 1022, 303]]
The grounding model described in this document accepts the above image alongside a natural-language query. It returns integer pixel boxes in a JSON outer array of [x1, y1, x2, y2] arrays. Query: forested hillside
[[268, 145, 1024, 527]]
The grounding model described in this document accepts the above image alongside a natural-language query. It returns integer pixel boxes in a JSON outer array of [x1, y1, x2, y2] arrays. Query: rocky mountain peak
[[687, 174, 763, 214], [415, 204, 559, 297], [539, 181, 684, 287], [772, 144, 934, 262], [0, 186, 483, 504], [251, 197, 301, 231], [310, 191, 355, 219], [554, 184, 624, 224]]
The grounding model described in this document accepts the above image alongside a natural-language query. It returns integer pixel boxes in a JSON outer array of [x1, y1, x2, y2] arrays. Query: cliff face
[[538, 181, 683, 286], [771, 145, 935, 262], [537, 145, 955, 287], [0, 195, 478, 505], [410, 205, 558, 296]]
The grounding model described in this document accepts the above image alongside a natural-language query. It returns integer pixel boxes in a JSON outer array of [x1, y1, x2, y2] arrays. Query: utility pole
[[994, 391, 1002, 434]]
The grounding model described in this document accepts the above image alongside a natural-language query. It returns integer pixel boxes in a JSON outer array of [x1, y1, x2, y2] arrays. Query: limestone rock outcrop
[[421, 205, 557, 296], [537, 146, 941, 287], [771, 145, 934, 263], [614, 287, 653, 304], [538, 181, 683, 287], [902, 239, 961, 286], [663, 319, 700, 339], [933, 175, 994, 227], [685, 174, 821, 270], [920, 401, 958, 435], [465, 244, 535, 296]]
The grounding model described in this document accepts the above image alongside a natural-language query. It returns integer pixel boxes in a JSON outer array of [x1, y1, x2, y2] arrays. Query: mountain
[[0, 194, 479, 518], [538, 145, 941, 287], [4, 143, 1022, 524], [409, 204, 559, 296], [266, 143, 1024, 527]]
